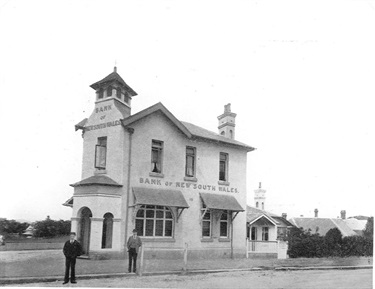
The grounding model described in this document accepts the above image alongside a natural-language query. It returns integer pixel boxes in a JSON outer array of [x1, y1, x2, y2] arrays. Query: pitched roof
[[246, 206, 294, 227], [182, 121, 255, 152], [90, 68, 137, 96], [75, 118, 88, 131], [70, 175, 122, 187], [246, 205, 278, 225], [121, 102, 254, 151], [122, 102, 192, 138], [62, 197, 73, 207], [289, 217, 358, 237]]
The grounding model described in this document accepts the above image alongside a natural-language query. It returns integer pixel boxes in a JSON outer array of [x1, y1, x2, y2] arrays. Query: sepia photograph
[[0, 0, 373, 288]]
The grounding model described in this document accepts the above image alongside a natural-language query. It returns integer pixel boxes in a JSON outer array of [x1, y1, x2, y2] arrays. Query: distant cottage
[[289, 209, 368, 237]]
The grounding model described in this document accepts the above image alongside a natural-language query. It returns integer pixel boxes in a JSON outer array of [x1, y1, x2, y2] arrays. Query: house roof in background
[[289, 217, 358, 237]]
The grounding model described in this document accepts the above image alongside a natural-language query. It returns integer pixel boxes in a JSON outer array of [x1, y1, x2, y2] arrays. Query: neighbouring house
[[289, 209, 367, 237], [23, 225, 35, 238], [63, 67, 255, 259], [246, 183, 294, 259]]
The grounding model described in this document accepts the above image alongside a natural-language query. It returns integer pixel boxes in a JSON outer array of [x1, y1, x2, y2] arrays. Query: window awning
[[132, 187, 189, 209], [200, 192, 244, 212]]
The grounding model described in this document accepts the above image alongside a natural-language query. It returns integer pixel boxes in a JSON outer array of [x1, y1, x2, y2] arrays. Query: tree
[[34, 217, 71, 238], [0, 219, 29, 236], [363, 217, 373, 239]]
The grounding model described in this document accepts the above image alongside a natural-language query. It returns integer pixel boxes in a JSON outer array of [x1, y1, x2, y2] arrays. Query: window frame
[[201, 203, 212, 238], [135, 205, 174, 238], [151, 140, 163, 174], [219, 152, 229, 181], [95, 137, 107, 170], [185, 146, 196, 178], [219, 210, 230, 238], [262, 227, 269, 241]]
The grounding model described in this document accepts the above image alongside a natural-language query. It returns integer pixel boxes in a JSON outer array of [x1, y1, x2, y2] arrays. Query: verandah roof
[[200, 192, 244, 212], [132, 187, 189, 208]]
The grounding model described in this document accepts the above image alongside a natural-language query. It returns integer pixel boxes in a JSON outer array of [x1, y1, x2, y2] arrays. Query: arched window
[[229, 130, 233, 139], [262, 202, 264, 210], [256, 202, 259, 208], [135, 205, 173, 237], [102, 213, 113, 248], [221, 131, 225, 136]]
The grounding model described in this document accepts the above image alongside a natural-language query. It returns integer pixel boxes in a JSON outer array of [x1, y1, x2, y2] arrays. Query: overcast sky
[[0, 0, 374, 222]]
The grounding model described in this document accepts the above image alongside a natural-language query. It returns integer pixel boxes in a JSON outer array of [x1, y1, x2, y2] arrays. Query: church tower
[[254, 182, 266, 210], [217, 103, 236, 139]]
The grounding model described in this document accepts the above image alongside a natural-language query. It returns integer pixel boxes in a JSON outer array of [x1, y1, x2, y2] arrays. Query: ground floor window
[[220, 211, 230, 238], [201, 205, 212, 238], [250, 226, 257, 240], [135, 205, 173, 237], [262, 227, 269, 241]]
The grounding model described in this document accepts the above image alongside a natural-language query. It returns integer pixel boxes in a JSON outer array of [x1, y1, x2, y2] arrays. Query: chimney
[[217, 103, 236, 139], [282, 213, 287, 219], [314, 208, 318, 218], [340, 210, 346, 219]]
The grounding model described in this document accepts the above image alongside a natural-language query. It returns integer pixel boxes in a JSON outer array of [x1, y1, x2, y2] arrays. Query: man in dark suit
[[127, 229, 142, 273], [63, 232, 82, 284]]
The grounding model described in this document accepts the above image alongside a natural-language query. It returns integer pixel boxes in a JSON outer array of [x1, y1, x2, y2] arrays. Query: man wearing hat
[[63, 232, 82, 284], [127, 229, 142, 273]]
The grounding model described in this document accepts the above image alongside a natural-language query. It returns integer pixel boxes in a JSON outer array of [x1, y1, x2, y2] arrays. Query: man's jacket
[[63, 240, 82, 258], [127, 236, 142, 254]]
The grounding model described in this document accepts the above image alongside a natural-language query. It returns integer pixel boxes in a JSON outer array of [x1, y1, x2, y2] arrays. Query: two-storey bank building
[[65, 67, 255, 259]]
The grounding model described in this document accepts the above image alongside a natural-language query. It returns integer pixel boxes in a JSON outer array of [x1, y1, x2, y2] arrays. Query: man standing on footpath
[[127, 229, 142, 273], [63, 232, 82, 284]]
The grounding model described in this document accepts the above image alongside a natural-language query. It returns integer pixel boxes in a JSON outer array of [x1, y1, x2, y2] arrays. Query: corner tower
[[217, 103, 236, 139], [90, 66, 137, 118]]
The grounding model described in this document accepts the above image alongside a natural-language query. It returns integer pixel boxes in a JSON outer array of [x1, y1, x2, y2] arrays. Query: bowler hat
[[132, 229, 137, 233]]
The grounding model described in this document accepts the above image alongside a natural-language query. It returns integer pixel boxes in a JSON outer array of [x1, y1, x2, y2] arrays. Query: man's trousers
[[64, 257, 76, 282]]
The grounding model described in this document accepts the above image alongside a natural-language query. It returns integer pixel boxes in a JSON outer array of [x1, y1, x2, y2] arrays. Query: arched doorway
[[79, 207, 92, 255]]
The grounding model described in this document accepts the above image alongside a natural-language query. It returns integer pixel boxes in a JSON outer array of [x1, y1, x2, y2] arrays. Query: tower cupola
[[254, 182, 266, 210], [90, 67, 137, 118], [217, 103, 236, 139]]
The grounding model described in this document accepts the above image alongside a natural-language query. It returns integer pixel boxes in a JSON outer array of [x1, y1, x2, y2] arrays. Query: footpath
[[0, 250, 372, 285]]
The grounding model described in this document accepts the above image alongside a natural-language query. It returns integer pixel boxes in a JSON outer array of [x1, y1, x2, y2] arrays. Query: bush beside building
[[288, 217, 373, 258]]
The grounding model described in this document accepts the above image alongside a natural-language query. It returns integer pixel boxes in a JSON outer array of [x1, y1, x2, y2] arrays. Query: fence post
[[138, 245, 145, 277], [246, 238, 249, 259], [183, 243, 188, 273]]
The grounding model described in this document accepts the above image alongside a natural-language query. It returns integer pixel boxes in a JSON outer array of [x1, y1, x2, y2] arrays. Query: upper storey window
[[151, 140, 163, 174], [124, 92, 130, 104], [95, 137, 107, 170], [219, 153, 228, 181], [116, 88, 121, 99], [185, 146, 196, 177], [98, 88, 104, 99], [107, 86, 112, 97]]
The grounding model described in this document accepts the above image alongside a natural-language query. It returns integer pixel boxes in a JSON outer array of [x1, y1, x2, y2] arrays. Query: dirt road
[[9, 269, 372, 288]]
